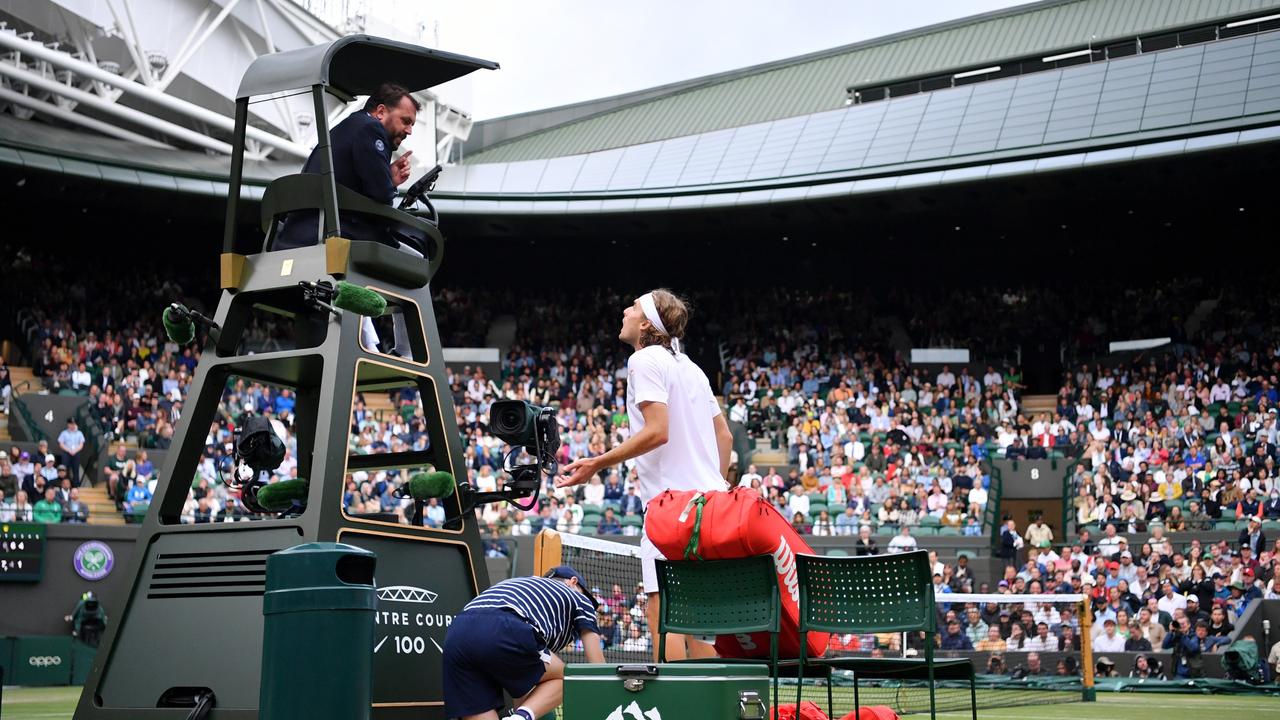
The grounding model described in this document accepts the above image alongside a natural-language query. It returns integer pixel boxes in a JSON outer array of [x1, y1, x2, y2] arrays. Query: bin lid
[[262, 540, 376, 607]]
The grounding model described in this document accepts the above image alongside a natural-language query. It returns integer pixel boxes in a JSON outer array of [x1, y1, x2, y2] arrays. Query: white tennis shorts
[[640, 527, 665, 594]]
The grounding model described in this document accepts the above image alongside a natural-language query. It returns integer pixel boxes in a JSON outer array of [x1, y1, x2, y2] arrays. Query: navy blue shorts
[[443, 609, 548, 718]]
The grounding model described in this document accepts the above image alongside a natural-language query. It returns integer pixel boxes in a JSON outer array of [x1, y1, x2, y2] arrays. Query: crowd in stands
[[5, 262, 1280, 678]]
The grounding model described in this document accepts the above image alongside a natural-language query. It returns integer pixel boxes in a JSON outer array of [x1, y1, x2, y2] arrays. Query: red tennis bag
[[771, 702, 829, 720], [645, 486, 829, 659]]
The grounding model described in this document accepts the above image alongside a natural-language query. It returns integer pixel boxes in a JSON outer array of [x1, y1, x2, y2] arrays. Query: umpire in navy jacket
[[275, 82, 419, 250]]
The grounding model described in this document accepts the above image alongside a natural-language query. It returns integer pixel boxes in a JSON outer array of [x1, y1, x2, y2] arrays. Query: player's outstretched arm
[[557, 401, 668, 488], [580, 631, 605, 663]]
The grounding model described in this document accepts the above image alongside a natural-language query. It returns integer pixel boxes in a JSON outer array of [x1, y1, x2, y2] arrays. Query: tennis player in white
[[558, 289, 733, 660]]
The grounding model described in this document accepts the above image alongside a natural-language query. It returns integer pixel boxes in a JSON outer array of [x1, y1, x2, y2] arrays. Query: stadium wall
[[0, 525, 138, 637]]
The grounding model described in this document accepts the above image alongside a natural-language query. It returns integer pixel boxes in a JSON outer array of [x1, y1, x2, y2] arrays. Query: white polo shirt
[[627, 345, 724, 504]]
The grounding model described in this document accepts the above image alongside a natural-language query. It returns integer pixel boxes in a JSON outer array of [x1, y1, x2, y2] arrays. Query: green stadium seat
[[1235, 519, 1255, 531], [603, 501, 622, 514], [794, 552, 976, 720], [1215, 519, 1237, 531], [937, 526, 961, 536], [913, 527, 936, 536], [656, 556, 785, 708], [919, 515, 942, 527], [581, 503, 603, 515], [826, 549, 849, 557], [876, 525, 896, 536], [621, 514, 644, 528]]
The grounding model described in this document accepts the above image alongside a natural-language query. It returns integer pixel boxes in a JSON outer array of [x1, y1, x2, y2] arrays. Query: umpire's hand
[[391, 150, 414, 186]]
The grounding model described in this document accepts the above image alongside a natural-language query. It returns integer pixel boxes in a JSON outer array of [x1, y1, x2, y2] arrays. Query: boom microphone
[[407, 471, 456, 500], [252, 479, 309, 512], [163, 305, 195, 345], [332, 282, 387, 317]]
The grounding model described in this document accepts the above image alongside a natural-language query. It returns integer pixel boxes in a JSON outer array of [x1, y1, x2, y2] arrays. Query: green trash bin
[[260, 542, 377, 720]]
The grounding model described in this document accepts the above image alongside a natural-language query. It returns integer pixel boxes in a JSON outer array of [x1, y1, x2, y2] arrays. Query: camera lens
[[495, 404, 524, 435]]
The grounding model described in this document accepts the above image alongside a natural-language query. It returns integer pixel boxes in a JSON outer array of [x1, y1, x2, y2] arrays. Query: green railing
[[1060, 456, 1086, 538], [986, 464, 1004, 552], [11, 395, 47, 444]]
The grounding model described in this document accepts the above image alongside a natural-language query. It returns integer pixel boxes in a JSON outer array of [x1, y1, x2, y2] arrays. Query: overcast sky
[[355, 0, 1032, 120]]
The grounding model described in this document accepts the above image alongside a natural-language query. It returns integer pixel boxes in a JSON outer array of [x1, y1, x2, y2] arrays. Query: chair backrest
[[796, 550, 935, 635], [656, 556, 780, 637]]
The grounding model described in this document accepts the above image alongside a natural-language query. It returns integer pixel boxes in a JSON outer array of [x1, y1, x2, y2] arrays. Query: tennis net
[[534, 529, 654, 663]]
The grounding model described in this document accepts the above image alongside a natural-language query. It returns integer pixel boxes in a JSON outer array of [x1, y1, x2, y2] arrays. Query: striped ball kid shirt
[[463, 576, 599, 652]]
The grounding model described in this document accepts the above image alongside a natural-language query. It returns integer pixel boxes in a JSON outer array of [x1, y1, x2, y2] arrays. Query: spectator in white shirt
[[737, 464, 762, 489], [888, 525, 918, 553], [786, 485, 810, 519], [1093, 619, 1127, 653], [1156, 580, 1187, 616], [1026, 622, 1060, 652], [936, 365, 956, 388], [983, 366, 1003, 388]]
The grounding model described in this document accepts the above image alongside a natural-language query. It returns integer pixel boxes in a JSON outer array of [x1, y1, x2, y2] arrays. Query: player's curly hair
[[638, 288, 689, 353]]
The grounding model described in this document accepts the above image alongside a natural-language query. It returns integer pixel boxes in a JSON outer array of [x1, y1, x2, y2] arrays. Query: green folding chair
[[656, 556, 784, 710], [795, 551, 976, 720]]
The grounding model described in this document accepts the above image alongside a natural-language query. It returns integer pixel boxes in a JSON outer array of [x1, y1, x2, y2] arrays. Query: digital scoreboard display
[[0, 523, 46, 581]]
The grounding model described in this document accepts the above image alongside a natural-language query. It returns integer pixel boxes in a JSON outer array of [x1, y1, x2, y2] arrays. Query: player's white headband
[[638, 292, 681, 354]]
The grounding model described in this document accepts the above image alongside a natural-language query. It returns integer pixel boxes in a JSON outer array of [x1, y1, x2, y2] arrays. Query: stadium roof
[[462, 0, 1280, 163]]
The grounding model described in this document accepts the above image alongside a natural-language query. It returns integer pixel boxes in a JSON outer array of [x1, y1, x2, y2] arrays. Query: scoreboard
[[0, 523, 46, 581]]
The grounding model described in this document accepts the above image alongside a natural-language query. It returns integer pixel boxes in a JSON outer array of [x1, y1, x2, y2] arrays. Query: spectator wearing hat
[[1239, 516, 1266, 555], [1183, 595, 1208, 626], [1212, 573, 1231, 604], [940, 619, 973, 651], [1116, 550, 1139, 584], [1229, 575, 1263, 618], [1129, 654, 1162, 679], [1094, 656, 1119, 677], [1095, 617, 1126, 652]]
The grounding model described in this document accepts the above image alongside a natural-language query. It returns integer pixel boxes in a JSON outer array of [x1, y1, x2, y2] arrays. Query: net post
[[533, 529, 563, 576], [1079, 597, 1096, 701]]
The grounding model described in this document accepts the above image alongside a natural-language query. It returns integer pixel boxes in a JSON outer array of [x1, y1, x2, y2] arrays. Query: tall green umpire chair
[[795, 551, 977, 720]]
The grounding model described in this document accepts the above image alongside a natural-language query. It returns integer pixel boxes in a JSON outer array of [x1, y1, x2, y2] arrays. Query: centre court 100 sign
[[337, 531, 479, 713], [0, 523, 47, 582]]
